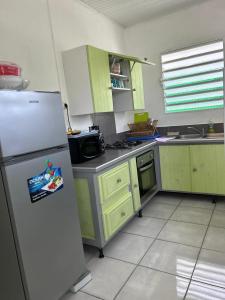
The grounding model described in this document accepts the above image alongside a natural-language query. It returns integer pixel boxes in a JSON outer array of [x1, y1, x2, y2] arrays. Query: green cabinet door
[[215, 145, 225, 195], [129, 158, 141, 211], [159, 146, 191, 192], [74, 178, 95, 240], [87, 46, 113, 113], [190, 145, 217, 194], [130, 62, 145, 110]]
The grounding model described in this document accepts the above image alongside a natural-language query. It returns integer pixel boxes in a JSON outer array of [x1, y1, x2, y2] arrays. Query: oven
[[136, 150, 157, 203]]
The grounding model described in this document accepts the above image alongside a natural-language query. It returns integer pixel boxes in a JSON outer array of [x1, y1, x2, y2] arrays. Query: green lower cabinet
[[74, 178, 95, 240], [102, 193, 134, 240], [160, 144, 225, 196], [215, 145, 225, 195], [190, 145, 217, 194], [159, 146, 191, 192], [129, 158, 141, 211]]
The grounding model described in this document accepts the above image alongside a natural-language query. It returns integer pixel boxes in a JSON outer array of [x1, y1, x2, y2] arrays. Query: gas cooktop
[[105, 140, 143, 150]]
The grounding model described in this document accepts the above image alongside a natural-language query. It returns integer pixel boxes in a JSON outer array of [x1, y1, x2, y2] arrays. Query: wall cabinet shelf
[[110, 73, 128, 80], [112, 87, 131, 93]]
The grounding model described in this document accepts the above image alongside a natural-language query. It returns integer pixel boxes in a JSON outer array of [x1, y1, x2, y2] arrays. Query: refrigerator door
[[0, 91, 67, 159], [2, 148, 86, 300]]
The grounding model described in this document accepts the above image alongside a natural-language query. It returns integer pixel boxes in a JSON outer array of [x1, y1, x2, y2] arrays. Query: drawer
[[103, 193, 134, 240], [98, 162, 130, 203]]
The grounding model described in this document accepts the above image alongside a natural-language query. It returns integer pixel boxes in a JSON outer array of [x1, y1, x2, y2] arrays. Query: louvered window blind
[[161, 41, 224, 113]]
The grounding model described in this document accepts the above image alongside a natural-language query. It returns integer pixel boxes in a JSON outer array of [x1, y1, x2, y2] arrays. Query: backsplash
[[157, 123, 224, 136]]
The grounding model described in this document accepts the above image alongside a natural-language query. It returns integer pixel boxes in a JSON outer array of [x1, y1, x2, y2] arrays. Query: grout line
[[80, 290, 105, 300], [183, 198, 216, 299]]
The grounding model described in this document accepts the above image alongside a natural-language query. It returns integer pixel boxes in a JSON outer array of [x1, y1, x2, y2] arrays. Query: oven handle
[[139, 162, 153, 172]]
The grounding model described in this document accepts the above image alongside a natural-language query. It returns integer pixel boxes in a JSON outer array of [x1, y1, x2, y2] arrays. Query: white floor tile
[[60, 291, 99, 300], [122, 216, 166, 238], [203, 226, 225, 252], [186, 281, 225, 300], [82, 257, 135, 300], [170, 206, 212, 225], [140, 240, 199, 278], [179, 196, 214, 209], [143, 202, 177, 219], [104, 232, 154, 264], [210, 210, 225, 228], [116, 266, 189, 300], [193, 249, 225, 288], [158, 220, 207, 247]]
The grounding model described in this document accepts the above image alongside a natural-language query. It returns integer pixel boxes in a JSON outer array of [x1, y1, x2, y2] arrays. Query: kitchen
[[1, 0, 225, 300]]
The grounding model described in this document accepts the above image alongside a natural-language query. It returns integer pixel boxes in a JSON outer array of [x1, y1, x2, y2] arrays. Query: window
[[161, 41, 224, 113]]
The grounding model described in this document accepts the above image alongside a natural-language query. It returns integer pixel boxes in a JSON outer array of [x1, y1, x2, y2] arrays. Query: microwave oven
[[68, 131, 105, 164]]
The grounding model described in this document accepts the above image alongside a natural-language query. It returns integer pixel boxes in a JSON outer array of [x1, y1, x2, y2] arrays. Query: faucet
[[187, 126, 205, 137]]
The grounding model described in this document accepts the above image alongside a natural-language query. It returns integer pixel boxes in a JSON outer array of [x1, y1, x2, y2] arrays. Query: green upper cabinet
[[130, 62, 145, 110], [87, 46, 113, 113], [159, 145, 191, 192], [190, 145, 217, 194]]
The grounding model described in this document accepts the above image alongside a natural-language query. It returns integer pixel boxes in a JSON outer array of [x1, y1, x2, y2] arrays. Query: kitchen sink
[[179, 134, 202, 139]]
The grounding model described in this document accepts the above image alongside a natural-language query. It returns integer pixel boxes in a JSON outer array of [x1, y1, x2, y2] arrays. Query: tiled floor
[[62, 193, 225, 300]]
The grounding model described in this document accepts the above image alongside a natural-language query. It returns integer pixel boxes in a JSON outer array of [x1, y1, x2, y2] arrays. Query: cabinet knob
[[133, 88, 136, 92], [117, 178, 122, 183], [134, 184, 138, 188], [193, 168, 197, 172], [121, 212, 126, 217]]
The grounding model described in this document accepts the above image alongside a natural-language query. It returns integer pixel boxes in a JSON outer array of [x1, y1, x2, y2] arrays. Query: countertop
[[72, 137, 224, 173]]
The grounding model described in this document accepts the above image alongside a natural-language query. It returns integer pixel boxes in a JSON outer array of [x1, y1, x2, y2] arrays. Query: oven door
[[138, 161, 156, 197], [80, 136, 100, 160]]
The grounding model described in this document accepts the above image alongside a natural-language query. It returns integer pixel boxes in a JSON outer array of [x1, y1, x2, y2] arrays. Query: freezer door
[[2, 149, 86, 300], [0, 91, 67, 158]]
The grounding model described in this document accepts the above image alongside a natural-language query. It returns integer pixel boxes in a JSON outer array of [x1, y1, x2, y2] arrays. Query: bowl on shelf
[[0, 76, 29, 90]]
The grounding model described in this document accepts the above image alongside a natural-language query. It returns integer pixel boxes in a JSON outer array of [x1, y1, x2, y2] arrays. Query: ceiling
[[79, 0, 209, 27]]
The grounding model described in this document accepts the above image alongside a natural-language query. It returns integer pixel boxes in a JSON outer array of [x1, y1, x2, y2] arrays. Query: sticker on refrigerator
[[27, 160, 64, 203]]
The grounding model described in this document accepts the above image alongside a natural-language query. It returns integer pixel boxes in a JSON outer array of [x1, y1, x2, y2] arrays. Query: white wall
[[0, 0, 125, 131], [124, 0, 225, 127], [0, 0, 58, 91], [47, 0, 126, 130]]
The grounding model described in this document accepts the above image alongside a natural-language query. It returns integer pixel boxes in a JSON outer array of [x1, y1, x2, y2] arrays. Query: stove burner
[[105, 140, 143, 150]]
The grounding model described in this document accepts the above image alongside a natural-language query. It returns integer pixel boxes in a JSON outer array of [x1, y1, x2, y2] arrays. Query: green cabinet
[[160, 144, 225, 195], [190, 145, 217, 194], [74, 178, 95, 240], [129, 158, 141, 211], [130, 62, 145, 110], [159, 146, 191, 192], [215, 145, 225, 195], [87, 46, 113, 113]]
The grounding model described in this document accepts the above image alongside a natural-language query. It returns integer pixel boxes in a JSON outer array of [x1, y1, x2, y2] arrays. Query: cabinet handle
[[134, 184, 138, 188], [121, 212, 126, 217], [109, 87, 112, 89], [193, 168, 197, 172], [117, 178, 122, 183]]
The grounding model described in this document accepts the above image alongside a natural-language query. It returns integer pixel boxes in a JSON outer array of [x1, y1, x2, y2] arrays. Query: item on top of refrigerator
[[0, 61, 29, 90]]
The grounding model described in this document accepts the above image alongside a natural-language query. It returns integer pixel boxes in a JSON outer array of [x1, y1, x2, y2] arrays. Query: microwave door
[[80, 138, 99, 159]]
